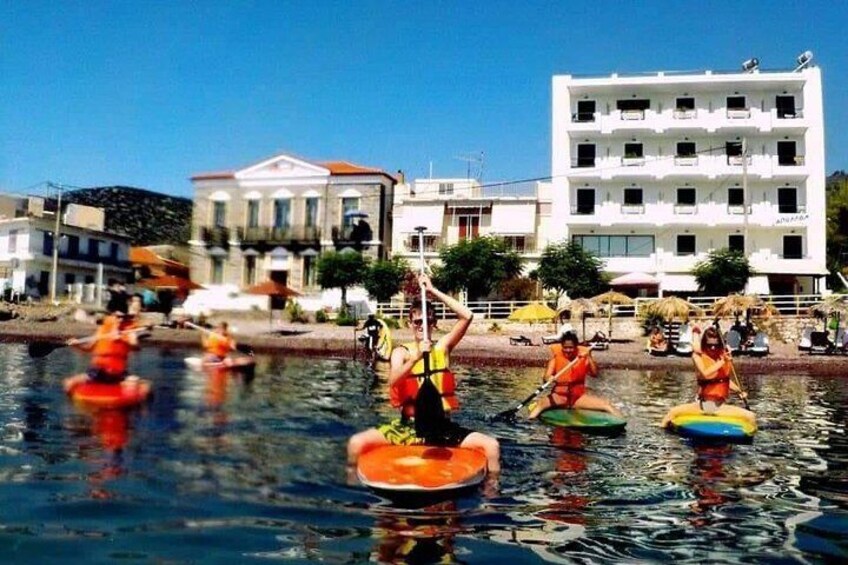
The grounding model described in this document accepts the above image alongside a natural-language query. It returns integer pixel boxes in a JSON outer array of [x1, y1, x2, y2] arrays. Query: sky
[[2, 0, 846, 198]]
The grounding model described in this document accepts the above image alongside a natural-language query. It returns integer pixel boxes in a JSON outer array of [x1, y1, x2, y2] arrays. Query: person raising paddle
[[63, 292, 142, 393], [528, 331, 621, 419], [202, 321, 237, 365], [347, 273, 501, 473], [660, 326, 755, 428]]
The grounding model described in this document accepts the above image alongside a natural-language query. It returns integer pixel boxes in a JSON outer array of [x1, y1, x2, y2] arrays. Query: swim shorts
[[377, 418, 473, 447], [699, 399, 725, 414], [87, 367, 127, 384]]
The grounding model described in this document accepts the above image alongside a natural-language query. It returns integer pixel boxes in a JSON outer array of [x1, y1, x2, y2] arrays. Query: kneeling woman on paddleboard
[[660, 326, 755, 428], [347, 274, 500, 473], [528, 331, 622, 419]]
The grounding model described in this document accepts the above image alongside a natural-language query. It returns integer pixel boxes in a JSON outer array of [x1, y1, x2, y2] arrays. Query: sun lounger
[[509, 335, 533, 346], [809, 331, 835, 355], [748, 331, 769, 357], [725, 329, 743, 353], [675, 323, 693, 356], [798, 326, 814, 351], [589, 331, 609, 350]]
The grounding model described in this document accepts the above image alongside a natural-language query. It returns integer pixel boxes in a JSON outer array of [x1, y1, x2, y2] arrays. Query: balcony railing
[[201, 226, 230, 247], [674, 204, 698, 214], [777, 108, 804, 119], [622, 156, 645, 166], [571, 205, 596, 215], [727, 155, 752, 166], [571, 112, 595, 123], [332, 224, 373, 244], [673, 109, 697, 119], [236, 225, 321, 245], [620, 109, 645, 120], [778, 204, 806, 214], [572, 158, 596, 168], [406, 237, 441, 253], [778, 155, 805, 166], [674, 155, 698, 166], [727, 205, 750, 215], [726, 108, 751, 119], [621, 204, 645, 215]]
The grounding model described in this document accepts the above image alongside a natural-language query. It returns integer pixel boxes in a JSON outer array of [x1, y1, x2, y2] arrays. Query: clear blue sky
[[2, 0, 846, 197]]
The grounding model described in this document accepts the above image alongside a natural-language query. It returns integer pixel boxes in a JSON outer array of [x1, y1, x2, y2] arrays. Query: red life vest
[[696, 353, 731, 402], [204, 331, 234, 358], [389, 342, 459, 419], [549, 343, 590, 400]]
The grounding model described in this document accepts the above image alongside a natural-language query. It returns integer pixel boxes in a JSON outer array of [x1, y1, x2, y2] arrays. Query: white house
[[391, 177, 551, 275], [0, 196, 132, 301], [551, 62, 827, 295]]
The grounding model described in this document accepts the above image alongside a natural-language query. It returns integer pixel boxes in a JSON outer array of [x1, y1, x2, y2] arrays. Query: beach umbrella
[[808, 295, 848, 318], [591, 291, 634, 341], [712, 294, 765, 318], [245, 280, 302, 327], [568, 298, 598, 340], [137, 275, 204, 292], [609, 272, 659, 287], [647, 296, 703, 322], [344, 209, 369, 219], [508, 302, 557, 323]]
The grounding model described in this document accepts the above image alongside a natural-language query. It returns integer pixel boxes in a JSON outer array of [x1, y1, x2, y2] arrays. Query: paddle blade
[[236, 344, 254, 355], [491, 408, 518, 423], [28, 341, 63, 358]]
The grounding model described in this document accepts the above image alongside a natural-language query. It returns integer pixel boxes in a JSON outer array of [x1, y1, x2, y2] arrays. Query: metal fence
[[376, 294, 830, 321]]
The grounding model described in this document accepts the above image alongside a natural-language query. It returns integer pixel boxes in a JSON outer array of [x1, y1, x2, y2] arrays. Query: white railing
[[376, 293, 831, 321]]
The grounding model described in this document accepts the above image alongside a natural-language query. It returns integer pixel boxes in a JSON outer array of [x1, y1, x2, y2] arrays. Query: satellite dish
[[741, 58, 759, 72], [795, 50, 813, 71]]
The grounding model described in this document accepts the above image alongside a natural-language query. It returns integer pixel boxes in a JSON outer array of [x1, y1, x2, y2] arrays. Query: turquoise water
[[0, 344, 845, 563]]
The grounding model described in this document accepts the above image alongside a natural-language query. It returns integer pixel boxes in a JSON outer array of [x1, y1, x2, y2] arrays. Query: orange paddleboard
[[357, 445, 487, 492]]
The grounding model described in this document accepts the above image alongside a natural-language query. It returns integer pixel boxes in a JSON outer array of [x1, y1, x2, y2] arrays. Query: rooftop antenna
[[454, 151, 484, 182], [741, 58, 759, 73], [795, 50, 813, 71]]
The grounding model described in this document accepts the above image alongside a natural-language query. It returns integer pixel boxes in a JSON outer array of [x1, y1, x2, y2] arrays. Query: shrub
[[378, 315, 400, 329], [285, 300, 309, 323], [488, 322, 502, 334], [315, 309, 328, 323], [335, 311, 358, 326]]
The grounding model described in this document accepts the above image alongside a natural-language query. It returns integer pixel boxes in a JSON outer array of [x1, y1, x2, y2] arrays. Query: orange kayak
[[67, 379, 151, 409], [357, 445, 487, 492]]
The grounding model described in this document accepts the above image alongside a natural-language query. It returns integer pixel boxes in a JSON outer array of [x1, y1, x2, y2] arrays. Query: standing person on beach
[[63, 293, 142, 392], [347, 273, 501, 473], [528, 331, 621, 419], [660, 326, 755, 427]]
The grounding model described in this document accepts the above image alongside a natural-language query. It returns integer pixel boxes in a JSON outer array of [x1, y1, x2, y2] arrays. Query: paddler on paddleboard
[[63, 291, 143, 394], [528, 331, 622, 419], [347, 273, 500, 473], [201, 321, 238, 365]]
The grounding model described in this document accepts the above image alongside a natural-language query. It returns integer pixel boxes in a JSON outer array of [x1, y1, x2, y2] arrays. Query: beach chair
[[509, 335, 533, 346], [675, 323, 693, 356], [809, 331, 835, 355], [588, 331, 609, 350], [725, 329, 743, 354], [798, 326, 814, 351], [748, 331, 769, 357]]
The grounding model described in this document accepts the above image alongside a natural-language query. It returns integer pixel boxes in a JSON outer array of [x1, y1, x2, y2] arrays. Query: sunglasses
[[411, 318, 435, 327]]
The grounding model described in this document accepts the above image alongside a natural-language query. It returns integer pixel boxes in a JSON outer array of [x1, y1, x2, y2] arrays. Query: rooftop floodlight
[[795, 50, 813, 71], [741, 58, 759, 73]]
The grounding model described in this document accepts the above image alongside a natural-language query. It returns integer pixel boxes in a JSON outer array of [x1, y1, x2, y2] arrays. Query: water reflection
[[0, 344, 845, 562]]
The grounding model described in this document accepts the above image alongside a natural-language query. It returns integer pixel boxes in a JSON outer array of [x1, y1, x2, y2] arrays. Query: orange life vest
[[389, 342, 459, 419], [204, 331, 234, 358], [90, 315, 134, 376], [696, 353, 731, 402], [549, 343, 590, 399]]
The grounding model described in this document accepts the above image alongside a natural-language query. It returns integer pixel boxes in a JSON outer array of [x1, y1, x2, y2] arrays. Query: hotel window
[[66, 235, 80, 257], [677, 188, 696, 206], [726, 141, 743, 157], [213, 201, 227, 227], [8, 229, 18, 254], [576, 144, 596, 167], [572, 235, 654, 258], [273, 199, 290, 230], [676, 235, 696, 256], [676, 97, 695, 111], [623, 143, 643, 158], [575, 189, 595, 215], [88, 238, 100, 258], [246, 200, 260, 228], [457, 214, 480, 241], [778, 188, 798, 214], [623, 188, 643, 211], [42, 231, 53, 256], [244, 256, 257, 286], [503, 236, 526, 253], [777, 141, 798, 166], [727, 96, 747, 110], [211, 257, 224, 284], [775, 95, 797, 118], [676, 142, 696, 157], [783, 235, 803, 259], [305, 197, 319, 228], [728, 188, 744, 206], [728, 235, 745, 253], [574, 100, 596, 122], [110, 242, 119, 260], [438, 183, 454, 196]]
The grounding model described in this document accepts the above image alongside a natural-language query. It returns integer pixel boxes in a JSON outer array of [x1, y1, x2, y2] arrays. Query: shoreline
[[3, 320, 847, 376]]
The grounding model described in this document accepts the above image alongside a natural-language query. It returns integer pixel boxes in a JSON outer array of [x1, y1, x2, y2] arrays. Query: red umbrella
[[137, 275, 204, 292], [245, 280, 302, 327]]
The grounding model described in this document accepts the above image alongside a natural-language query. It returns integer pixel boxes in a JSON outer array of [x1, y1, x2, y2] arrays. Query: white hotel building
[[551, 65, 827, 296]]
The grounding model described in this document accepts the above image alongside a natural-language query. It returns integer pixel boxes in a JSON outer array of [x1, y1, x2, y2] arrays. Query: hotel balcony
[[201, 226, 230, 247], [567, 201, 811, 228], [236, 225, 322, 247], [567, 154, 809, 181], [331, 224, 373, 249]]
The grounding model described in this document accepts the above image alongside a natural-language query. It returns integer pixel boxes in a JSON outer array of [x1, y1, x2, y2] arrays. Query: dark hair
[[701, 326, 721, 348], [106, 291, 129, 315], [560, 331, 579, 346], [408, 298, 434, 319]]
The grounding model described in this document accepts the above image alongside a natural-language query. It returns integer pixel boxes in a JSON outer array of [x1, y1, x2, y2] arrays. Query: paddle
[[412, 226, 446, 443], [184, 321, 254, 356], [28, 324, 153, 359], [713, 319, 750, 409], [492, 343, 596, 422]]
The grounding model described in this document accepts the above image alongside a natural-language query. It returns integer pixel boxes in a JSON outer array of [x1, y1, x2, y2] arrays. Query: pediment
[[235, 154, 330, 181]]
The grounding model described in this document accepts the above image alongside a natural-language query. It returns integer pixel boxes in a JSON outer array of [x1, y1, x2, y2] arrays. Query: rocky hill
[[63, 186, 192, 246]]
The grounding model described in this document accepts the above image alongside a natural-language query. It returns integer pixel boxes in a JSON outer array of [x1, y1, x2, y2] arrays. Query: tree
[[692, 248, 753, 296], [363, 257, 410, 303], [433, 237, 522, 301], [826, 172, 848, 290], [497, 276, 538, 301], [316, 251, 369, 312], [535, 241, 606, 300]]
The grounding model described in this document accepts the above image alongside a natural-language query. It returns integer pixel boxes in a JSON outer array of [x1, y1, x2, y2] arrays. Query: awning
[[395, 204, 445, 234], [490, 202, 536, 234], [745, 275, 771, 295], [660, 274, 699, 292], [610, 272, 659, 286]]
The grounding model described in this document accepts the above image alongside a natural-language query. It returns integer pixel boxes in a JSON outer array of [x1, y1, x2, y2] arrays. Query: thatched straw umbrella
[[647, 296, 704, 322], [712, 294, 765, 318], [591, 291, 634, 341], [565, 298, 598, 340]]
